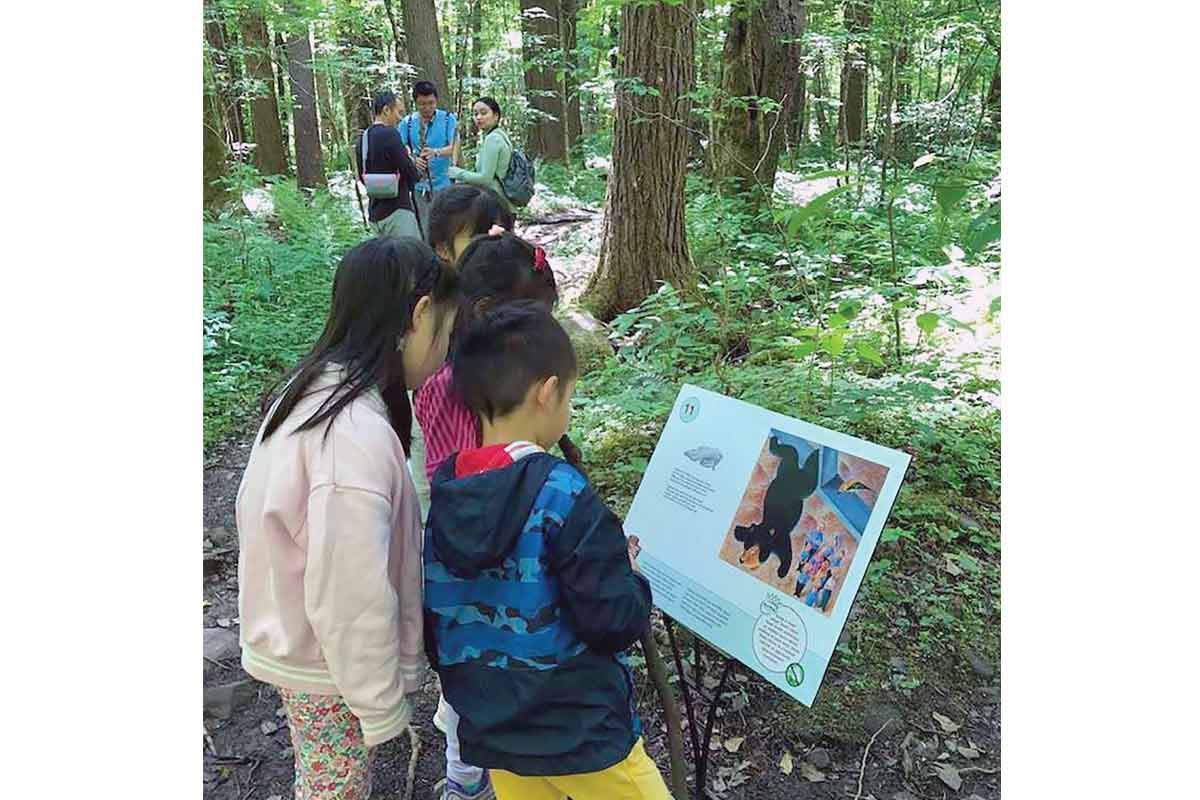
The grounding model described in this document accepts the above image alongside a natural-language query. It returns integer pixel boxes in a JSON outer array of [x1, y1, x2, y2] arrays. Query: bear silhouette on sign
[[733, 437, 821, 578]]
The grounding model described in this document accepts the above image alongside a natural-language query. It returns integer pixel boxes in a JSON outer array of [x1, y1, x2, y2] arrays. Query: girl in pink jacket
[[237, 237, 459, 799]]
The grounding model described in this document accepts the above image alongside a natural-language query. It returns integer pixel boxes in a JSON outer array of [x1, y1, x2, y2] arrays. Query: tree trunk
[[985, 56, 1000, 129], [274, 31, 292, 136], [398, 0, 450, 92], [311, 34, 338, 159], [792, 68, 808, 147], [813, 54, 830, 142], [339, 27, 377, 138], [608, 10, 619, 71], [204, 67, 230, 211], [521, 0, 568, 161], [582, 0, 695, 320], [837, 0, 872, 145], [286, 27, 326, 190], [561, 0, 583, 149], [204, 0, 245, 144], [240, 10, 289, 176], [709, 0, 806, 200]]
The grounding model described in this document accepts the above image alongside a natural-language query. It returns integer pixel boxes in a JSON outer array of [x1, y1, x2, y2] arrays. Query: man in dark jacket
[[423, 303, 670, 799], [356, 90, 422, 238]]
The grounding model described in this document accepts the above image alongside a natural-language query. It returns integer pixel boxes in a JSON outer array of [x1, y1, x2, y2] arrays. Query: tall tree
[[837, 0, 872, 145], [240, 9, 289, 176], [285, 25, 327, 189], [709, 0, 806, 199], [398, 0, 450, 91], [338, 24, 377, 138], [582, 1, 696, 320], [204, 65, 231, 210], [812, 53, 831, 142], [985, 57, 1000, 128], [274, 31, 293, 133], [311, 32, 338, 156], [521, 0, 568, 161], [561, 0, 583, 149], [204, 0, 246, 144]]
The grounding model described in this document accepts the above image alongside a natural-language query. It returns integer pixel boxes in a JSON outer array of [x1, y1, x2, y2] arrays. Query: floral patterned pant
[[277, 688, 373, 800]]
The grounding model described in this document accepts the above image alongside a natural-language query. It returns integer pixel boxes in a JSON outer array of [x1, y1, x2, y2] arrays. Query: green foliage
[[203, 180, 361, 446]]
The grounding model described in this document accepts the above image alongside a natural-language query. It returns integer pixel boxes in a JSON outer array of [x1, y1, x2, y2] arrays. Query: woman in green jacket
[[448, 96, 514, 212]]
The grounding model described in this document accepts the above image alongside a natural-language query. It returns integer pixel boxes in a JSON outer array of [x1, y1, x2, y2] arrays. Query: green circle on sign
[[785, 663, 804, 687], [680, 397, 701, 423]]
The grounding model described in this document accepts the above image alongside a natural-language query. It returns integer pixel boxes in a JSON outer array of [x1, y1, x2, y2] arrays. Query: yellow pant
[[491, 738, 672, 800]]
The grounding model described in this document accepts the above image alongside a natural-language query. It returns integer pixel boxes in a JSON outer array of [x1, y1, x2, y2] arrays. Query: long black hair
[[427, 185, 515, 257], [260, 237, 459, 455]]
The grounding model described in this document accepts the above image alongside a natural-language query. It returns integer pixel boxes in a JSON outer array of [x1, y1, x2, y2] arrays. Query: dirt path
[[206, 173, 1000, 799]]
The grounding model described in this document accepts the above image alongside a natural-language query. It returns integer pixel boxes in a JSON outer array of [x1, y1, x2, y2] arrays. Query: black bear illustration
[[734, 438, 821, 579]]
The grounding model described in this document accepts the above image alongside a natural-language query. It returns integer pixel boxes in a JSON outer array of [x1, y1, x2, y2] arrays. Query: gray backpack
[[496, 130, 535, 208]]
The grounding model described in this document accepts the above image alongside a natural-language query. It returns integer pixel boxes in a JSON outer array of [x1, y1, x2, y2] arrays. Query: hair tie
[[487, 224, 506, 237], [533, 246, 548, 272]]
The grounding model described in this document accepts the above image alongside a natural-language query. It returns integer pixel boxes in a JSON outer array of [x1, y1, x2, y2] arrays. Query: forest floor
[[204, 170, 1000, 800]]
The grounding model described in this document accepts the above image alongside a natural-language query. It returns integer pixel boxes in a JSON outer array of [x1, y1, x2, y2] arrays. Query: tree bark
[[398, 0, 450, 92], [311, 33, 338, 158], [792, 68, 808, 147], [709, 0, 806, 199], [285, 27, 326, 190], [582, 0, 695, 320], [985, 56, 1000, 128], [338, 26, 377, 138], [812, 53, 830, 142], [837, 0, 872, 145], [240, 10, 289, 176], [561, 0, 583, 149], [204, 0, 245, 144], [521, 0, 568, 161], [204, 66, 230, 211], [274, 31, 292, 135]]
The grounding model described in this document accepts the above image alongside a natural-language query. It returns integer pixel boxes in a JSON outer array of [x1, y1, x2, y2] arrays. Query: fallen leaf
[[800, 762, 826, 782], [779, 750, 794, 775], [275, 706, 287, 718], [723, 736, 745, 753], [944, 557, 963, 576], [913, 153, 936, 169], [709, 738, 723, 751], [958, 745, 981, 759], [712, 776, 727, 793], [202, 600, 211, 608], [260, 721, 279, 736], [933, 711, 962, 734], [934, 763, 963, 791], [216, 617, 231, 628], [267, 796, 284, 800], [703, 675, 722, 691]]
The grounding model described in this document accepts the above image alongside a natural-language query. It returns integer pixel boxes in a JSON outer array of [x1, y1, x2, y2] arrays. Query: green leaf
[[966, 200, 1001, 252], [988, 296, 1001, 317], [856, 341, 885, 366], [837, 299, 863, 319], [821, 331, 846, 358], [933, 183, 970, 215], [793, 341, 818, 358], [916, 313, 940, 335], [787, 208, 806, 238], [828, 313, 849, 329]]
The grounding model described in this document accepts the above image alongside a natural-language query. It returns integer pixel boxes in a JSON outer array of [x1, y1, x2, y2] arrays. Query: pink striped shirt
[[414, 362, 482, 482]]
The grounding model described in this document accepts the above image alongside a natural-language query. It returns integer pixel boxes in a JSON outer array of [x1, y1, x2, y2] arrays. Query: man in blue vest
[[399, 80, 459, 242]]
